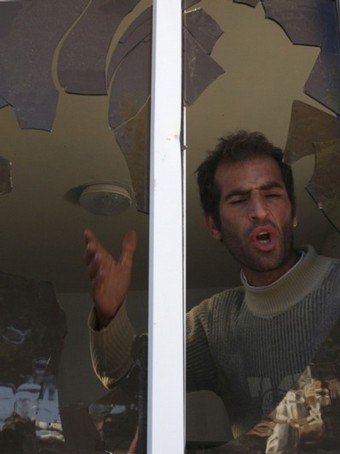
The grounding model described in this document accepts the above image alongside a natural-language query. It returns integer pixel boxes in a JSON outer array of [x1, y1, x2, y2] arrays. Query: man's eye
[[229, 198, 246, 205], [266, 193, 280, 198]]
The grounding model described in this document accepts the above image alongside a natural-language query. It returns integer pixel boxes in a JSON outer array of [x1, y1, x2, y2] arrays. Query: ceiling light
[[79, 184, 132, 216]]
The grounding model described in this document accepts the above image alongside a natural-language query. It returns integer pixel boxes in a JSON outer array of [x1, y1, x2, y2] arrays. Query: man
[[85, 130, 340, 441]]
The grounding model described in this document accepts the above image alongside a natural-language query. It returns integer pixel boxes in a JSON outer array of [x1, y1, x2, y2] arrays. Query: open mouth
[[256, 231, 271, 244], [250, 225, 276, 250]]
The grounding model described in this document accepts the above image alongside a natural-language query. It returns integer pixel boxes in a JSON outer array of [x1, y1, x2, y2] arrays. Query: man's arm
[[84, 228, 136, 327], [85, 229, 137, 388]]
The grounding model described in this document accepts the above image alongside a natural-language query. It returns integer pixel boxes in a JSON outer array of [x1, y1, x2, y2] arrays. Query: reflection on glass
[[0, 274, 66, 452], [1, 0, 340, 452], [89, 335, 147, 453], [306, 139, 340, 233]]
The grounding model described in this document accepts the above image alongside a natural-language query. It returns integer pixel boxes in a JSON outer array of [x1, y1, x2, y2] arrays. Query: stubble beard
[[220, 220, 295, 275]]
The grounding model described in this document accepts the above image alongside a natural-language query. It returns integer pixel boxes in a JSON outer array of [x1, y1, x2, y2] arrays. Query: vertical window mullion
[[148, 0, 185, 453]]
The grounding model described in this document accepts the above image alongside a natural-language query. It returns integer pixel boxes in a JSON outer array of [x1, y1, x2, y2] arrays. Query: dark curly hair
[[196, 130, 296, 230]]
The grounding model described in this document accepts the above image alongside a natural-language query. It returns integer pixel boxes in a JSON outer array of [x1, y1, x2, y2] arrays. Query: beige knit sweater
[[89, 245, 340, 438]]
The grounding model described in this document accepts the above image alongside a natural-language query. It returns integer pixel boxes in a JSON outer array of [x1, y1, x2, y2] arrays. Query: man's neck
[[243, 251, 300, 287]]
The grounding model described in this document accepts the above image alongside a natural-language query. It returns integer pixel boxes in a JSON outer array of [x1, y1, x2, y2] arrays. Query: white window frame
[[148, 0, 185, 452]]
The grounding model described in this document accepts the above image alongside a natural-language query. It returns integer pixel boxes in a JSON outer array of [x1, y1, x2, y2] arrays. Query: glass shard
[[184, 8, 224, 105], [108, 6, 224, 212], [183, 26, 225, 106], [0, 98, 8, 109], [58, 0, 142, 95], [284, 101, 340, 164], [0, 0, 88, 131], [107, 7, 152, 87], [184, 8, 224, 55], [262, 0, 338, 49], [108, 36, 151, 130], [305, 51, 340, 117], [233, 0, 260, 6], [114, 101, 150, 214], [260, 0, 340, 116], [0, 1, 22, 39], [108, 26, 150, 213], [306, 140, 340, 233]]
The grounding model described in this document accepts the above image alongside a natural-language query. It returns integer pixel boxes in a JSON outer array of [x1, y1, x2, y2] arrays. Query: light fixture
[[79, 184, 132, 215]]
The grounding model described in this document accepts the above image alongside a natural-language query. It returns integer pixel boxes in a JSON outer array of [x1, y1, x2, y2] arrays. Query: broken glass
[[248, 0, 340, 232], [183, 8, 225, 105], [0, 0, 225, 211], [0, 98, 8, 109], [261, 0, 338, 48], [107, 5, 224, 212], [306, 139, 340, 233], [284, 100, 340, 164], [114, 101, 151, 214], [58, 0, 142, 95], [260, 0, 340, 116], [305, 51, 340, 117], [0, 0, 88, 131], [233, 0, 260, 6]]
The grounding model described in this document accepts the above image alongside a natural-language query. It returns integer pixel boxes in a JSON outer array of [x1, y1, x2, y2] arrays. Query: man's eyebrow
[[224, 181, 284, 200], [260, 181, 285, 191], [224, 188, 251, 200]]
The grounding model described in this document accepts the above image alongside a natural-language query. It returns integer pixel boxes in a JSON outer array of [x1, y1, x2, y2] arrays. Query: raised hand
[[84, 228, 137, 328]]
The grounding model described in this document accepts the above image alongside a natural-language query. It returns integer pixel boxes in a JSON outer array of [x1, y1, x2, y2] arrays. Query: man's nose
[[248, 195, 269, 221]]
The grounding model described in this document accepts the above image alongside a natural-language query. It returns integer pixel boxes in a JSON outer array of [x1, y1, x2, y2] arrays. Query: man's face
[[206, 157, 298, 285]]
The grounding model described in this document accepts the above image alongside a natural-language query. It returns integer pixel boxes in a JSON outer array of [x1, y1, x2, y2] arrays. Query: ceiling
[[0, 1, 338, 294]]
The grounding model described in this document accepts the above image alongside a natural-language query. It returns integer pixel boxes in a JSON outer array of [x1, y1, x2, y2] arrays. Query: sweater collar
[[241, 245, 333, 317]]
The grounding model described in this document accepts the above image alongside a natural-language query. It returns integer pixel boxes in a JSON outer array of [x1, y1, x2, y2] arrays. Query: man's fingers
[[84, 229, 98, 262], [120, 229, 137, 266], [84, 228, 107, 265], [84, 228, 97, 245], [84, 227, 135, 277], [85, 230, 109, 279], [86, 252, 101, 279], [84, 228, 135, 323]]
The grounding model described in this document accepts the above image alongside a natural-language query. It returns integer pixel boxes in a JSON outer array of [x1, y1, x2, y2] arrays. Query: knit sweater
[[89, 245, 340, 439]]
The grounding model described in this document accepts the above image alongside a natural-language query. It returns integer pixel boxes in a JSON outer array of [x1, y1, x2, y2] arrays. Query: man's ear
[[205, 215, 222, 242], [293, 211, 298, 228]]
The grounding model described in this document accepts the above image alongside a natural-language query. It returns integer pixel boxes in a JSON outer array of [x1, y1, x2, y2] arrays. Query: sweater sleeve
[[88, 303, 136, 389]]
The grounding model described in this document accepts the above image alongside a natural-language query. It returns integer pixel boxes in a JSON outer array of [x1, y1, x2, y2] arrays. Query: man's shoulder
[[304, 245, 340, 292], [210, 286, 245, 301], [302, 244, 340, 262], [313, 247, 340, 276], [298, 245, 340, 275], [192, 286, 245, 316], [325, 256, 340, 281]]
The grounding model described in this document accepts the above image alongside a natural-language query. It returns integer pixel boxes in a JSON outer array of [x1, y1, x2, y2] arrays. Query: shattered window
[[0, 0, 339, 453]]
